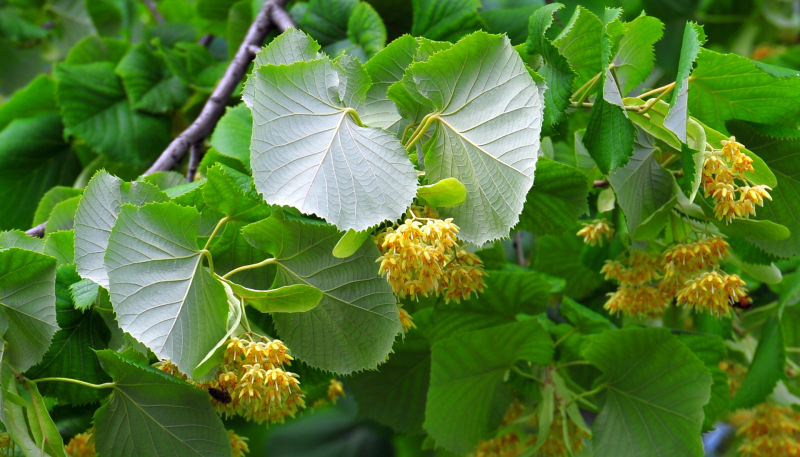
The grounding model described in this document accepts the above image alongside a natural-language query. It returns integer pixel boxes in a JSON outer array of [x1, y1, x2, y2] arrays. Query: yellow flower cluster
[[200, 337, 305, 424], [731, 403, 800, 457], [601, 251, 668, 316], [703, 136, 772, 223], [0, 433, 12, 457], [328, 379, 345, 404], [398, 305, 415, 333], [64, 432, 95, 457], [376, 212, 486, 303], [473, 433, 522, 457], [576, 219, 615, 246], [719, 360, 748, 398], [228, 430, 249, 457], [677, 271, 748, 317]]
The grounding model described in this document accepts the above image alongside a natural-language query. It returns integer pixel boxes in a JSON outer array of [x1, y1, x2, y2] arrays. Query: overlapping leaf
[[516, 158, 589, 236], [664, 23, 706, 141], [411, 0, 484, 42], [361, 34, 417, 133]]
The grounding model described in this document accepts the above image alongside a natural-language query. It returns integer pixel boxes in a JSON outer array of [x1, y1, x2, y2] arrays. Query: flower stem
[[554, 360, 591, 370], [30, 377, 116, 390], [638, 83, 675, 115], [572, 71, 602, 106], [566, 383, 608, 406], [511, 366, 544, 384], [221, 257, 276, 279], [638, 81, 676, 99]]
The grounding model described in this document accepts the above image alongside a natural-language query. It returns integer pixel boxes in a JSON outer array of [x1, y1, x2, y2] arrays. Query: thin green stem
[[554, 360, 591, 370], [400, 122, 416, 144], [405, 113, 438, 151], [237, 293, 253, 334], [221, 257, 276, 280], [200, 249, 214, 276], [343, 107, 364, 127], [638, 81, 676, 99], [572, 71, 601, 106], [553, 328, 578, 348], [31, 377, 115, 390], [566, 383, 608, 406], [511, 366, 544, 384], [204, 216, 230, 251], [787, 347, 800, 354], [638, 83, 675, 115]]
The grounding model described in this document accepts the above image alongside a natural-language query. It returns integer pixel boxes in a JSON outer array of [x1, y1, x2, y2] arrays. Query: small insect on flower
[[576, 219, 615, 246], [208, 387, 232, 404]]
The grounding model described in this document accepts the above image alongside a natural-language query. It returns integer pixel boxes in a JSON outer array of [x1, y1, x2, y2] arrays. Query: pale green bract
[[249, 52, 417, 231], [398, 31, 544, 244], [74, 170, 168, 289], [104, 202, 228, 376]]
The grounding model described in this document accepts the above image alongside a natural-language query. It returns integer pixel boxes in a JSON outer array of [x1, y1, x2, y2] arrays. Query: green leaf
[[206, 220, 274, 289], [0, 248, 58, 372], [424, 320, 553, 453], [664, 22, 706, 142], [290, 0, 358, 47], [552, 6, 603, 90], [732, 316, 785, 409], [728, 237, 783, 265], [332, 228, 371, 259], [560, 296, 614, 334], [33, 186, 84, 226], [209, 104, 252, 172], [1, 359, 45, 456], [362, 34, 417, 133], [0, 113, 81, 231], [62, 35, 126, 66], [55, 62, 171, 165], [416, 178, 467, 208], [222, 280, 322, 314], [26, 264, 111, 405], [728, 121, 800, 256], [43, 230, 75, 266], [516, 158, 589, 236], [323, 2, 386, 62], [611, 14, 664, 94], [0, 230, 44, 252], [226, 0, 251, 57], [18, 377, 67, 457], [93, 350, 231, 457], [400, 32, 543, 244], [411, 0, 484, 42], [675, 333, 730, 430], [74, 171, 168, 288], [203, 164, 269, 222], [631, 195, 677, 240], [430, 271, 552, 341], [139, 171, 186, 191], [161, 42, 226, 91], [535, 233, 606, 300], [105, 202, 229, 376], [726, 252, 782, 285], [480, 6, 541, 45], [349, 322, 431, 432], [45, 195, 81, 235], [688, 49, 800, 132], [70, 279, 99, 311], [526, 3, 574, 130], [608, 129, 675, 235], [584, 97, 636, 174], [584, 327, 712, 457], [115, 42, 190, 114], [193, 281, 243, 379], [0, 74, 58, 131], [249, 54, 417, 231], [196, 0, 237, 19], [242, 210, 400, 374]]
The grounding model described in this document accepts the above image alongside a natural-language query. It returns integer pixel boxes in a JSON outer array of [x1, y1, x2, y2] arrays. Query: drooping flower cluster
[[601, 250, 668, 316], [702, 136, 772, 223], [327, 379, 345, 404], [473, 433, 522, 457], [398, 304, 415, 333], [677, 271, 748, 317], [376, 209, 486, 303], [228, 430, 250, 457], [731, 403, 800, 457], [64, 432, 95, 457], [190, 337, 305, 425], [576, 219, 615, 246]]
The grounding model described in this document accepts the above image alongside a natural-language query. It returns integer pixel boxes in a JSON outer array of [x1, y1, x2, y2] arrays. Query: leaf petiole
[[404, 113, 439, 152], [203, 216, 231, 251], [30, 377, 116, 390], [566, 383, 608, 406], [221, 257, 276, 279]]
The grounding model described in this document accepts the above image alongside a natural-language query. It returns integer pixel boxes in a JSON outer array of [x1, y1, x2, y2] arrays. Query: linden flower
[[398, 305, 415, 332], [65, 432, 96, 457], [719, 360, 748, 398], [601, 251, 667, 316], [676, 271, 748, 317], [473, 433, 521, 457], [327, 379, 345, 404], [576, 219, 615, 246], [228, 430, 249, 457], [733, 403, 800, 457], [663, 237, 729, 278]]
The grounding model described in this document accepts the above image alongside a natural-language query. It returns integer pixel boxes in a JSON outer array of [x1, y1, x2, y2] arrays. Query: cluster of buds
[[731, 403, 800, 457], [702, 136, 772, 223], [228, 430, 249, 457], [198, 336, 305, 424], [64, 431, 95, 457], [601, 251, 668, 316], [576, 219, 615, 246], [376, 207, 486, 303]]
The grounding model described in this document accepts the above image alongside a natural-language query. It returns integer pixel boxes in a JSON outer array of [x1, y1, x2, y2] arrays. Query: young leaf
[[222, 280, 323, 314], [45, 195, 80, 234], [608, 129, 675, 235], [289, 0, 358, 46], [242, 210, 401, 374], [584, 327, 712, 457], [401, 32, 544, 244], [1, 359, 49, 456], [26, 264, 111, 405], [115, 42, 190, 114], [18, 377, 67, 457], [552, 6, 603, 90], [323, 2, 386, 62], [105, 202, 229, 376], [688, 49, 800, 132], [139, 171, 186, 191], [516, 158, 589, 236], [732, 316, 785, 409], [93, 350, 231, 457], [33, 186, 84, 226], [411, 0, 484, 42], [70, 279, 99, 311], [249, 54, 417, 231], [43, 230, 75, 266], [424, 320, 553, 453], [416, 178, 467, 208], [361, 34, 417, 133], [55, 62, 171, 165], [0, 249, 58, 372], [0, 230, 44, 252], [611, 14, 664, 94], [74, 170, 168, 289], [0, 74, 58, 132], [663, 22, 706, 141], [560, 297, 615, 334], [526, 3, 575, 130], [332, 228, 371, 259], [584, 97, 636, 174], [209, 104, 252, 171]]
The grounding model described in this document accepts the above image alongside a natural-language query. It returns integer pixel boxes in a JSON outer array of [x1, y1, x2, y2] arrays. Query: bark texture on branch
[[143, 0, 293, 176]]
